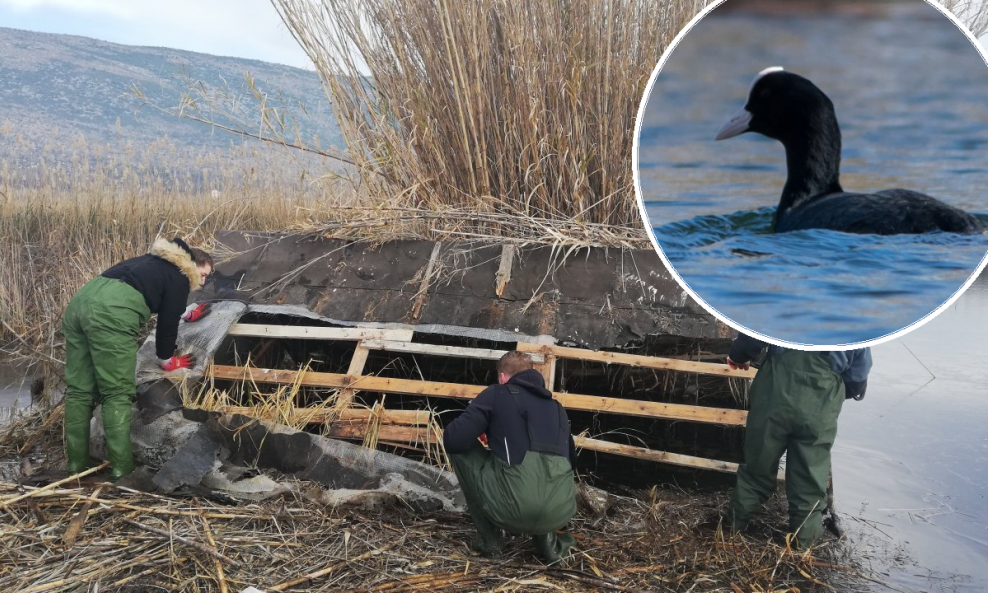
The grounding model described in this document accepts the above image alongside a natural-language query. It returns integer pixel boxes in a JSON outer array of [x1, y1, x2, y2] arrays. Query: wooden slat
[[411, 241, 443, 320], [227, 324, 414, 342], [220, 404, 779, 477], [517, 342, 756, 379], [224, 412, 744, 475], [216, 406, 431, 425], [360, 339, 544, 363], [495, 244, 515, 297], [327, 424, 433, 443], [535, 352, 557, 391], [574, 436, 738, 473], [337, 342, 371, 408], [210, 365, 748, 426]]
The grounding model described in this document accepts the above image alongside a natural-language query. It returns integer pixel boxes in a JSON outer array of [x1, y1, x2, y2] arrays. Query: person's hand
[[160, 353, 196, 371], [726, 356, 750, 371], [182, 302, 211, 323]]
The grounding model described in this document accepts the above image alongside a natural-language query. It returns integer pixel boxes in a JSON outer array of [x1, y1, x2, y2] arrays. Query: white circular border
[[632, 0, 988, 351]]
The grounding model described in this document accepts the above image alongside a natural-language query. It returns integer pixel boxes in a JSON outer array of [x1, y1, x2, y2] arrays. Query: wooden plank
[[360, 339, 544, 363], [347, 344, 371, 376], [411, 241, 443, 320], [575, 437, 783, 480], [516, 342, 756, 379], [327, 424, 433, 442], [216, 406, 431, 425], [495, 244, 515, 297], [337, 341, 371, 408], [227, 414, 749, 476], [574, 436, 738, 473], [227, 324, 414, 342], [210, 365, 748, 426], [537, 353, 557, 391], [555, 392, 746, 426]]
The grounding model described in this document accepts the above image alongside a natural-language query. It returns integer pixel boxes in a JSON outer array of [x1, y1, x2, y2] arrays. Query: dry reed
[[0, 471, 870, 593], [272, 0, 713, 227], [0, 137, 349, 365]]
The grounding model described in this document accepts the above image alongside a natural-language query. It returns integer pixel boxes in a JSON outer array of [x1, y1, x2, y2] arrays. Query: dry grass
[[0, 138, 351, 364], [272, 0, 713, 227], [0, 463, 866, 593], [184, 358, 454, 470]]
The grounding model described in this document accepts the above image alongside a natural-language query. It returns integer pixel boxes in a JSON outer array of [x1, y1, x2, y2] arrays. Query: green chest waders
[[448, 386, 577, 560], [729, 350, 845, 547], [63, 277, 151, 479]]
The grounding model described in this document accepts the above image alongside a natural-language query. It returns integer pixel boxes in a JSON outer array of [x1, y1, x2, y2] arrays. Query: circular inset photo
[[634, 0, 988, 348]]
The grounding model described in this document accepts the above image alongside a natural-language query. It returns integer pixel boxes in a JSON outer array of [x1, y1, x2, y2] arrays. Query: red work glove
[[182, 302, 211, 323], [160, 353, 196, 372], [726, 356, 750, 371], [478, 433, 489, 447]]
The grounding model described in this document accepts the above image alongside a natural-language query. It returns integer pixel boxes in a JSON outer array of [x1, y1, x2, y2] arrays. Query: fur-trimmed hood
[[149, 238, 202, 290]]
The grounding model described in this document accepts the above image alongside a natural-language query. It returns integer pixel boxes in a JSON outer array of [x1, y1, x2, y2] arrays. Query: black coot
[[715, 67, 985, 235]]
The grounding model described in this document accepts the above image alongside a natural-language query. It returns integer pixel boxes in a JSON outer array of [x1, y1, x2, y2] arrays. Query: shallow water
[[637, 4, 988, 345], [834, 272, 988, 591], [0, 362, 31, 424]]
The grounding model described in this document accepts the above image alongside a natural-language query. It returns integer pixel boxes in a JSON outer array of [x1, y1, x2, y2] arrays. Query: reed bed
[[0, 472, 866, 593], [0, 136, 349, 363], [272, 0, 712, 227]]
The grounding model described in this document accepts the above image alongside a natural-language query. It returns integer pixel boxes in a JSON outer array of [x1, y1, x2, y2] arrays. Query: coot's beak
[[715, 107, 752, 141]]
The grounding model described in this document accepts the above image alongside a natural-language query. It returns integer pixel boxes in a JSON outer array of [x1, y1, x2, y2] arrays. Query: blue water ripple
[[651, 208, 988, 345]]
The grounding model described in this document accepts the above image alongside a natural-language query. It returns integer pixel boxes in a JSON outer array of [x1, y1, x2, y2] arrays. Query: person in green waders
[[443, 351, 578, 562], [62, 237, 213, 480], [725, 333, 871, 548]]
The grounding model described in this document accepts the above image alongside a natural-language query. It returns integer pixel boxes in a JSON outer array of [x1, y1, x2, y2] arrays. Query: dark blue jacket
[[729, 333, 872, 398], [443, 369, 577, 467]]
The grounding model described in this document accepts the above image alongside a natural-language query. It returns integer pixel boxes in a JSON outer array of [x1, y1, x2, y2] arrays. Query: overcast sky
[[0, 0, 985, 71], [0, 0, 314, 69]]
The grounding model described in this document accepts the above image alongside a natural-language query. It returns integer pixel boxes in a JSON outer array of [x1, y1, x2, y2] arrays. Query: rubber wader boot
[[532, 531, 577, 563], [63, 406, 94, 474], [102, 400, 136, 480], [468, 526, 504, 558]]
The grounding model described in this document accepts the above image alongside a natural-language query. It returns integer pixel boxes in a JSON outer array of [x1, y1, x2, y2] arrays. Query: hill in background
[[0, 27, 344, 189]]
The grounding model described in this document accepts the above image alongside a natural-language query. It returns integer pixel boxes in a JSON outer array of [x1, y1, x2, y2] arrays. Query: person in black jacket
[[443, 351, 578, 562], [62, 237, 213, 479]]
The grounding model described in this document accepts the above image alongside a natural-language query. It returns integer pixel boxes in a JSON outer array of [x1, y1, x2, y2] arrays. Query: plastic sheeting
[[89, 301, 467, 510]]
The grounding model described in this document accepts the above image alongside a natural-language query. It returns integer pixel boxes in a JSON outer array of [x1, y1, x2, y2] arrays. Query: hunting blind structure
[[186, 232, 756, 476]]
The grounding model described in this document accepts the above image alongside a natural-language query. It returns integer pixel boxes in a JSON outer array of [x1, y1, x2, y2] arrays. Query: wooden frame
[[213, 323, 755, 473]]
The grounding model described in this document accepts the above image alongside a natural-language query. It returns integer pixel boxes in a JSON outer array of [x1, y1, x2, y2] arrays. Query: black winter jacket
[[102, 238, 202, 359], [443, 369, 577, 467]]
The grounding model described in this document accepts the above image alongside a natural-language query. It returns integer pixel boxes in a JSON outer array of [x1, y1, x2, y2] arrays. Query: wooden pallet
[[210, 323, 757, 474]]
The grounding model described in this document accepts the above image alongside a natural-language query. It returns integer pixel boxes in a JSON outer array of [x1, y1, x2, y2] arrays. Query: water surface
[[834, 272, 988, 592], [637, 5, 988, 345]]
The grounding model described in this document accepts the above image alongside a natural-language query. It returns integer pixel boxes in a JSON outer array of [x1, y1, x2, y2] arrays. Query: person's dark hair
[[497, 351, 533, 378], [189, 247, 213, 268]]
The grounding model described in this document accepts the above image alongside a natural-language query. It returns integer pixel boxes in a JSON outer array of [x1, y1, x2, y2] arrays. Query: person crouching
[[443, 351, 578, 562]]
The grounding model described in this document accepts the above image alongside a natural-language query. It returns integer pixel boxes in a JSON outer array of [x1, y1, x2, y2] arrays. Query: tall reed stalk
[[273, 0, 712, 226]]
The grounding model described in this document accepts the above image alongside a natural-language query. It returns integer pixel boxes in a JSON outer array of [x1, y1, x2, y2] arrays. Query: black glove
[[844, 379, 867, 401]]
